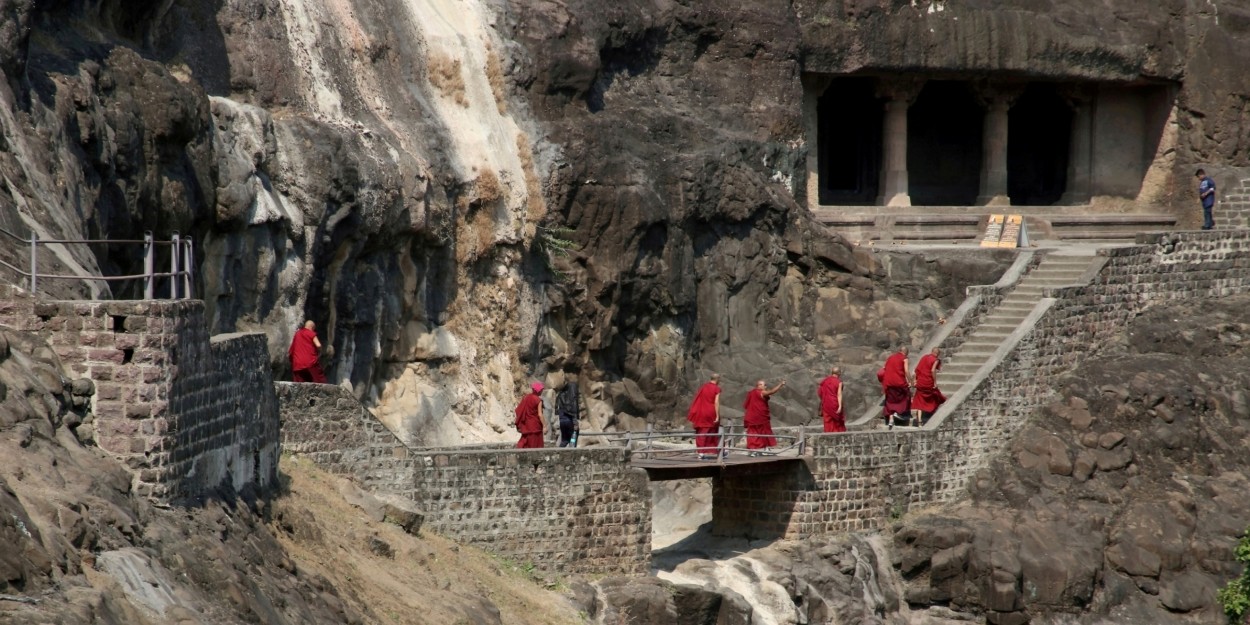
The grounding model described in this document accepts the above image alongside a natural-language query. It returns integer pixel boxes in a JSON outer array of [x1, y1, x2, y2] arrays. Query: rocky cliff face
[[0, 0, 997, 445], [5, 1, 1250, 624]]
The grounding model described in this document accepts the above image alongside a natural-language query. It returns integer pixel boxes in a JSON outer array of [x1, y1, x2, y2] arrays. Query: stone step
[[983, 311, 1030, 323], [957, 343, 1003, 354], [939, 365, 983, 376], [1057, 230, 1162, 241], [1046, 214, 1176, 228], [998, 298, 1042, 309], [976, 323, 1021, 334], [1018, 277, 1082, 288], [995, 302, 1035, 312], [989, 302, 1035, 312], [1028, 267, 1089, 277], [885, 229, 982, 241]]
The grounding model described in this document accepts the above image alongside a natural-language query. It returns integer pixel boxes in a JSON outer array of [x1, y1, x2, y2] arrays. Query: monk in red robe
[[687, 373, 723, 459], [818, 366, 846, 433], [911, 347, 945, 426], [881, 346, 911, 427], [743, 379, 785, 453], [515, 382, 545, 448], [288, 320, 327, 383]]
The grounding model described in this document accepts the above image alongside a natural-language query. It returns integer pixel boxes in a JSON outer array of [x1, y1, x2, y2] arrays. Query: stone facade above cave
[[803, 75, 1177, 209]]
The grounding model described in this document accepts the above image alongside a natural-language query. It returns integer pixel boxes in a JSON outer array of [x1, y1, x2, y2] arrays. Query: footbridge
[[585, 427, 809, 480]]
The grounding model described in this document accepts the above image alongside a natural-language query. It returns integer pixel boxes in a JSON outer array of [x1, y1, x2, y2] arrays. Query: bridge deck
[[631, 451, 807, 481]]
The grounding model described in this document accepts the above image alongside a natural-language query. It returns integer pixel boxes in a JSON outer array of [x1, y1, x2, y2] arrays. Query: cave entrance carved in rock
[[1008, 84, 1073, 206], [907, 81, 984, 206], [805, 75, 1179, 211], [815, 77, 882, 205]]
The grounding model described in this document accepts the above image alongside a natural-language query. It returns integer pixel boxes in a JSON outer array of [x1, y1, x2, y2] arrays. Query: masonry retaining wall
[[715, 230, 1250, 539], [0, 296, 280, 500], [276, 383, 653, 574], [275, 382, 415, 494]]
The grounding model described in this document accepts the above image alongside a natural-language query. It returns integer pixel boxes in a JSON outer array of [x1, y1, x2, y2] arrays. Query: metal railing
[[0, 227, 194, 300], [578, 424, 807, 464]]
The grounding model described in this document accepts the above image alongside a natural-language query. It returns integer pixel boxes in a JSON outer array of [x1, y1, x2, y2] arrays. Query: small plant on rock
[[1218, 526, 1250, 624], [537, 224, 578, 282]]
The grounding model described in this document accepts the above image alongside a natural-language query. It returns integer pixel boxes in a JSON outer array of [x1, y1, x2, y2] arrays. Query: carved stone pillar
[[974, 82, 1025, 206], [875, 78, 925, 207], [1060, 85, 1094, 205]]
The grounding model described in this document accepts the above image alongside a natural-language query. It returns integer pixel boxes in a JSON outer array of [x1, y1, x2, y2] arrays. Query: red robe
[[288, 327, 326, 383], [882, 352, 908, 388], [687, 382, 721, 454], [818, 375, 845, 433], [514, 393, 544, 448], [743, 389, 774, 449], [912, 353, 946, 413], [687, 383, 721, 428], [882, 352, 910, 418]]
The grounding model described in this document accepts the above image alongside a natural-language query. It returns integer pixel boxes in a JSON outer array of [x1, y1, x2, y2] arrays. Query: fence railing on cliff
[[0, 227, 194, 299]]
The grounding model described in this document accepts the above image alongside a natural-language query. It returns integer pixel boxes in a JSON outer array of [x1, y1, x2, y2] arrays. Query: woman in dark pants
[[555, 382, 582, 447]]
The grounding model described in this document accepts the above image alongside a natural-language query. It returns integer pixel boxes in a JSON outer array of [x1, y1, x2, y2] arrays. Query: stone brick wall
[[275, 382, 414, 494], [1217, 175, 1250, 230], [0, 296, 280, 499], [276, 384, 652, 574], [409, 447, 653, 574], [716, 230, 1250, 539]]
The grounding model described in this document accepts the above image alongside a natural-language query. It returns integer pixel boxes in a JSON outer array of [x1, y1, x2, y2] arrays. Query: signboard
[[979, 214, 1005, 248], [980, 214, 1029, 248], [998, 214, 1023, 248]]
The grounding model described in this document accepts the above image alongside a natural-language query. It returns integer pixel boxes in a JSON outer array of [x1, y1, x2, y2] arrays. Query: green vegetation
[[537, 224, 578, 282], [1218, 527, 1250, 624]]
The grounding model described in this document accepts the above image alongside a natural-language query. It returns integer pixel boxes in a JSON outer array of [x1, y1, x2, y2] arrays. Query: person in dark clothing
[[1196, 169, 1217, 230], [555, 381, 582, 447]]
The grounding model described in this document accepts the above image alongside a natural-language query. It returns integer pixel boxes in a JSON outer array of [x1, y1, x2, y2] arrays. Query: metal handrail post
[[717, 424, 725, 465], [799, 429, 806, 456], [170, 232, 180, 300], [182, 236, 194, 299], [645, 423, 653, 452], [143, 231, 154, 299], [28, 232, 37, 293]]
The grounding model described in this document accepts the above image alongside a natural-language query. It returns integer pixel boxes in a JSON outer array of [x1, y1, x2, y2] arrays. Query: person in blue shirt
[[1196, 169, 1216, 230]]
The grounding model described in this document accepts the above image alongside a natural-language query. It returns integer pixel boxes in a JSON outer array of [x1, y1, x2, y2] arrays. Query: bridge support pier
[[710, 462, 815, 540]]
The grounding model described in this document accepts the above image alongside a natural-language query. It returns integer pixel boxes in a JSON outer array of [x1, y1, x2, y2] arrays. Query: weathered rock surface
[[893, 295, 1250, 624]]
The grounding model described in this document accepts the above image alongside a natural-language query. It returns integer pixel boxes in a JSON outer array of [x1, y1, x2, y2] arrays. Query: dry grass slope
[[274, 456, 583, 625]]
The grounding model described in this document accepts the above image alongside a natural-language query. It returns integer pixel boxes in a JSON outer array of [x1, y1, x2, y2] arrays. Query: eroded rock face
[[893, 295, 1250, 624], [3, 0, 1250, 448]]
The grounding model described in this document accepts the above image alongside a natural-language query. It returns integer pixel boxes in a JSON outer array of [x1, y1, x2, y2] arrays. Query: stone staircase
[[935, 252, 1097, 398], [850, 250, 1099, 427]]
